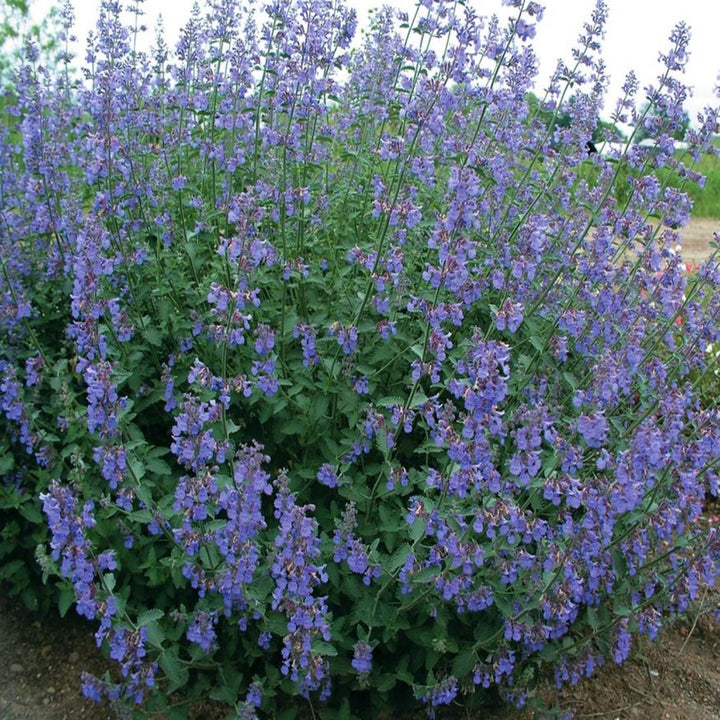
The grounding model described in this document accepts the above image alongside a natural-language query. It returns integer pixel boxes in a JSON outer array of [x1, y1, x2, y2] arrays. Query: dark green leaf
[[158, 648, 189, 694]]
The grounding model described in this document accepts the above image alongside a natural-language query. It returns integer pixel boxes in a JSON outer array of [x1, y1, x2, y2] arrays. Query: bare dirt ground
[[672, 218, 719, 266], [1, 219, 718, 720], [0, 577, 718, 720]]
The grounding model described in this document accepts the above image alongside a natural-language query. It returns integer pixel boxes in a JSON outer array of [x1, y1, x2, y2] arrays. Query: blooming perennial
[[0, 0, 718, 716]]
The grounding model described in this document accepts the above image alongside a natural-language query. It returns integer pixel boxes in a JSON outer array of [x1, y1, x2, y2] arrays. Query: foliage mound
[[1, 0, 719, 717]]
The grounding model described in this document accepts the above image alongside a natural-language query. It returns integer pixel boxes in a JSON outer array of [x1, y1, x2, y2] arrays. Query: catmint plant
[[0, 0, 718, 717]]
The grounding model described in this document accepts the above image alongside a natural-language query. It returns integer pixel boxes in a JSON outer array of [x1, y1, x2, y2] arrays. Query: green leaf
[[225, 418, 243, 435], [20, 587, 39, 611], [278, 418, 305, 437], [586, 607, 599, 629], [452, 648, 477, 677], [312, 641, 338, 657], [209, 684, 239, 704], [0, 452, 14, 474], [128, 454, 146, 482], [374, 673, 396, 692], [614, 600, 633, 617], [321, 698, 352, 720], [19, 501, 42, 524], [407, 626, 434, 645], [0, 559, 24, 580], [130, 509, 154, 523], [143, 327, 163, 347], [145, 620, 165, 647], [350, 596, 375, 626], [167, 705, 189, 720], [138, 608, 165, 626], [388, 544, 412, 572], [0, 486, 20, 510], [310, 394, 330, 421], [58, 585, 75, 618], [613, 550, 628, 580], [529, 334, 545, 352], [409, 391, 429, 409], [159, 648, 189, 694], [409, 517, 426, 541], [379, 502, 404, 533], [146, 457, 172, 476], [265, 614, 289, 636], [276, 709, 298, 720], [135, 484, 154, 508], [157, 298, 172, 323]]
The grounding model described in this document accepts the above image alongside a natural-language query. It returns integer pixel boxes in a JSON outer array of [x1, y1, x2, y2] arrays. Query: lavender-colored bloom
[[81, 673, 105, 703], [495, 299, 524, 333], [270, 472, 331, 696], [253, 324, 275, 356], [353, 375, 369, 395], [419, 675, 458, 710], [351, 641, 372, 675], [577, 412, 609, 449], [170, 394, 228, 472], [514, 18, 536, 42], [210, 443, 273, 614], [613, 620, 632, 664], [40, 482, 99, 620], [317, 463, 339, 488], [25, 355, 43, 387], [332, 502, 380, 585], [93, 445, 127, 489], [81, 360, 127, 440], [234, 681, 263, 719], [328, 323, 358, 355], [0, 363, 35, 454], [187, 610, 219, 653], [293, 323, 319, 366]]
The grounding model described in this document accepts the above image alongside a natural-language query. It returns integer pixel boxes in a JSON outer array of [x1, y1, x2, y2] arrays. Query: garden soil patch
[[671, 218, 719, 266], [0, 594, 116, 720], [1, 221, 718, 720], [0, 581, 718, 719]]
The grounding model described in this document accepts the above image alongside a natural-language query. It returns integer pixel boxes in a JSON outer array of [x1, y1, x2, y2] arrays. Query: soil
[[1, 218, 719, 720], [1, 577, 718, 720], [661, 217, 719, 267]]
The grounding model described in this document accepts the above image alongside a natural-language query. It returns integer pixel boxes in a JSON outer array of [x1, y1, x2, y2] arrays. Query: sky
[[25, 0, 720, 125]]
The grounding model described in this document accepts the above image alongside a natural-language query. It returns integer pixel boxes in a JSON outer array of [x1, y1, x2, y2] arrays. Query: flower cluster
[[271, 472, 332, 699], [332, 502, 381, 585], [41, 481, 156, 704]]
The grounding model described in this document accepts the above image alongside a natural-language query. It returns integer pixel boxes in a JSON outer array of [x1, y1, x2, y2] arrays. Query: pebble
[[10, 663, 24, 674], [69, 651, 80, 663]]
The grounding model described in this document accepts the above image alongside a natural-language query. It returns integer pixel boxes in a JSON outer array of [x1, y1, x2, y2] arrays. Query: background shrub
[[1, 0, 718, 718]]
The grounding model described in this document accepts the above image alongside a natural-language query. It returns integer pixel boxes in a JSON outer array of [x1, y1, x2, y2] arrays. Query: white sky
[[27, 0, 720, 124]]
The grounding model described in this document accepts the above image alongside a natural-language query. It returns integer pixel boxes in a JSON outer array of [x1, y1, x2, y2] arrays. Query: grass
[[591, 141, 720, 220], [685, 148, 720, 218], [671, 136, 720, 219]]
